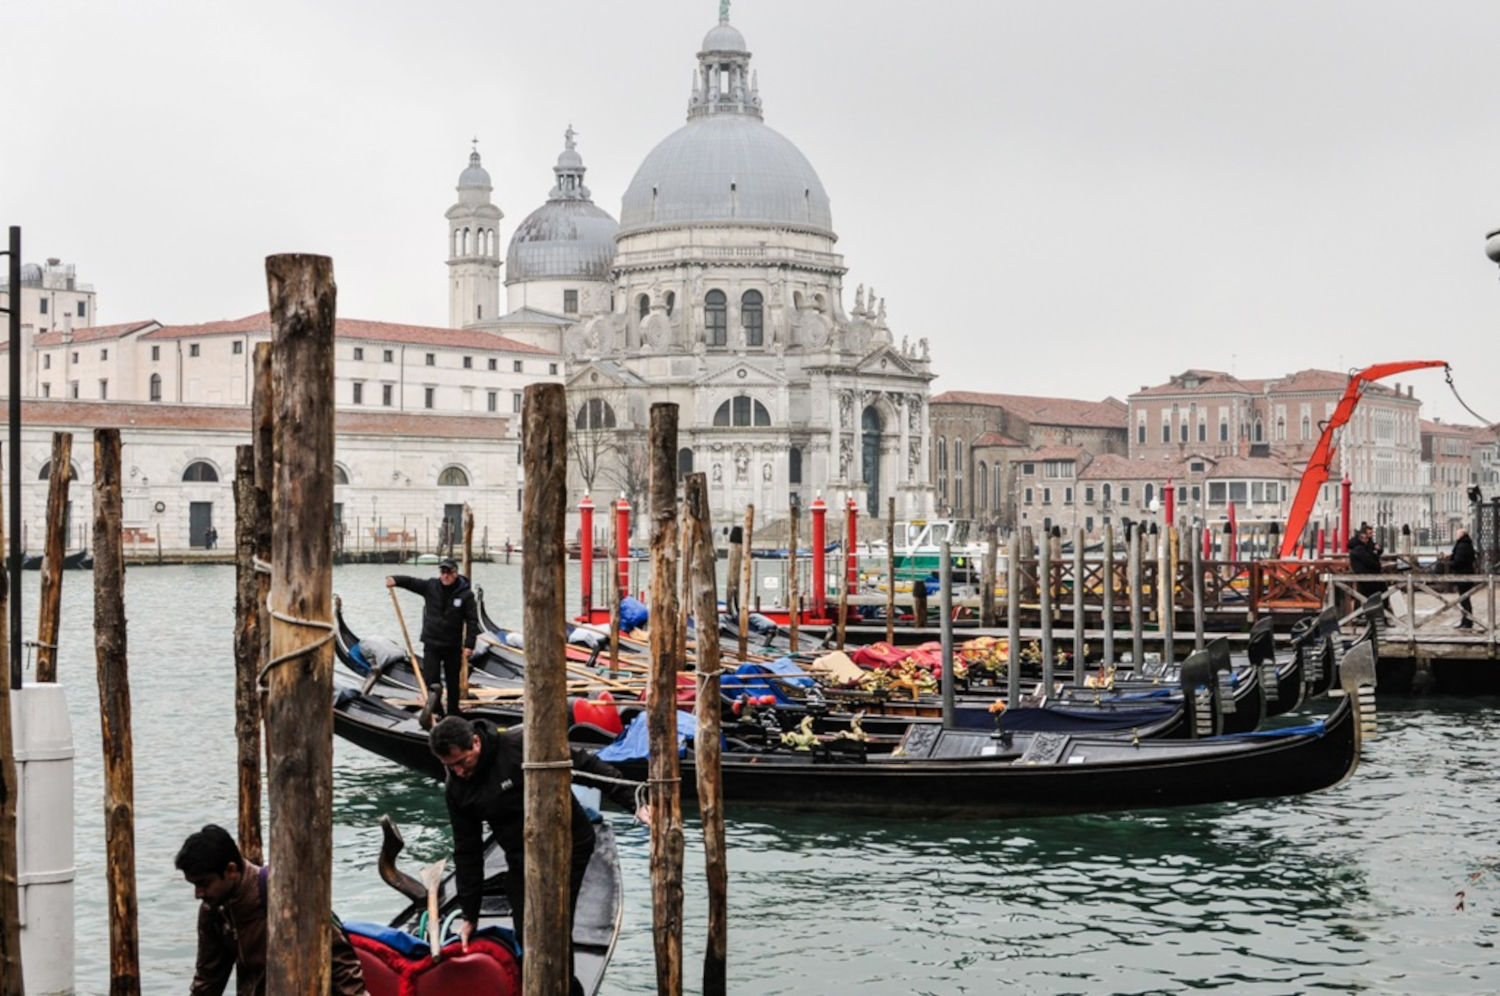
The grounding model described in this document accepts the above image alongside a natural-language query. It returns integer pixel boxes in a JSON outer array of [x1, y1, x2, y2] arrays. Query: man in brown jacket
[[176, 824, 367, 995]]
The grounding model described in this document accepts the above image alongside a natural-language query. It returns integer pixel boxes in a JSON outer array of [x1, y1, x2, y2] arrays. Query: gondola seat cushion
[[346, 923, 522, 996], [572, 690, 624, 735]]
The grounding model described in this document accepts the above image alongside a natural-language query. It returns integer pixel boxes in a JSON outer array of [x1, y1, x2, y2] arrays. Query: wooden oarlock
[[519, 382, 573, 996], [646, 402, 685, 996], [93, 428, 141, 992], [262, 253, 338, 994]]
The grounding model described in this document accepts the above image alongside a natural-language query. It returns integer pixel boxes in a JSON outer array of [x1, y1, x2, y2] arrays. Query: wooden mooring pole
[[520, 383, 572, 996], [683, 472, 727, 996], [263, 254, 337, 995], [460, 503, 475, 704], [1102, 524, 1116, 667], [247, 342, 274, 863], [1129, 524, 1144, 665], [1072, 527, 1085, 670], [35, 431, 72, 683], [93, 428, 140, 994], [646, 403, 685, 996], [1006, 534, 1021, 706], [1161, 526, 1174, 666], [1039, 531, 1054, 691], [231, 445, 264, 865], [737, 505, 754, 662], [0, 458, 20, 992], [1191, 524, 1206, 651], [980, 519, 997, 628], [607, 511, 621, 676], [886, 496, 897, 643], [787, 501, 799, 653], [939, 540, 955, 729], [836, 503, 852, 650]]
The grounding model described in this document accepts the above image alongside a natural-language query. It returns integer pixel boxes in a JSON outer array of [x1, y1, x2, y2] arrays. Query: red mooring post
[[1339, 475, 1352, 554], [1317, 525, 1327, 558], [614, 497, 631, 600], [579, 494, 595, 617], [845, 496, 859, 590], [810, 495, 827, 619]]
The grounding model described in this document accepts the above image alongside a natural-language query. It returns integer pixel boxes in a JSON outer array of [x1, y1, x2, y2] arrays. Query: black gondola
[[346, 815, 621, 995], [590, 637, 1376, 818]]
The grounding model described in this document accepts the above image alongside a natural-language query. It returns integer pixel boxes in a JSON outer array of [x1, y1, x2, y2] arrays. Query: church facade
[[446, 10, 936, 530]]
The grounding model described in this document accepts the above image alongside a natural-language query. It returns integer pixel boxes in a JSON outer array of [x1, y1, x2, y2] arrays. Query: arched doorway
[[861, 406, 882, 514]]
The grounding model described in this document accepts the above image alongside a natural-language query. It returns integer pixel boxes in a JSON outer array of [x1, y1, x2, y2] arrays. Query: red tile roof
[[1077, 453, 1185, 480], [143, 312, 556, 355], [1027, 445, 1088, 461], [1202, 455, 1299, 478], [930, 391, 1127, 429], [31, 321, 160, 347], [1421, 418, 1473, 436], [17, 399, 513, 439], [971, 431, 1025, 447], [1130, 370, 1261, 398]]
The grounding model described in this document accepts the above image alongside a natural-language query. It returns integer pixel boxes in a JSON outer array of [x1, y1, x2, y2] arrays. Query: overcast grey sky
[[5, 0, 1497, 422]]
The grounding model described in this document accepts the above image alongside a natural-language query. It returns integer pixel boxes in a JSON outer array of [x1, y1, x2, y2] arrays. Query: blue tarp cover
[[719, 658, 815, 705], [619, 596, 649, 632], [597, 709, 697, 763]]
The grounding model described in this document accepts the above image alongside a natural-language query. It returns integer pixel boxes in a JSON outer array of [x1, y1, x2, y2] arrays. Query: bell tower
[[446, 140, 503, 328]]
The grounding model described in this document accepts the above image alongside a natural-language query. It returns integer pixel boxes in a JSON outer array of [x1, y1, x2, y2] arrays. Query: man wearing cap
[[387, 558, 480, 720]]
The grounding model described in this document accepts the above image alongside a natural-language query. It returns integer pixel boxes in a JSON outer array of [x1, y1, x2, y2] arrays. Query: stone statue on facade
[[854, 284, 865, 316], [919, 337, 929, 361], [565, 124, 577, 150], [735, 449, 749, 481]]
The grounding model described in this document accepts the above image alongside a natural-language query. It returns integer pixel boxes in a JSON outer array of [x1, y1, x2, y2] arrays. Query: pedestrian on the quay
[[386, 558, 479, 720], [1449, 527, 1476, 629]]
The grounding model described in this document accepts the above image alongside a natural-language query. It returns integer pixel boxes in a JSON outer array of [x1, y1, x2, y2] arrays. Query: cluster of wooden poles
[[0, 426, 138, 991]]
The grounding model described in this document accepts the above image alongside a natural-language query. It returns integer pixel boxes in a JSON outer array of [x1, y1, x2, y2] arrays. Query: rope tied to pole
[[252, 556, 272, 575], [258, 599, 334, 686]]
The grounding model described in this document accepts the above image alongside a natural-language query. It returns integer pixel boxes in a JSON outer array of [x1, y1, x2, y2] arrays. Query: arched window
[[1144, 482, 1155, 507], [333, 465, 349, 486], [1102, 482, 1112, 504], [952, 440, 963, 475], [936, 437, 947, 473], [665, 291, 675, 317], [637, 294, 650, 320], [789, 447, 802, 484], [438, 466, 469, 487], [462, 228, 471, 255], [741, 290, 763, 346], [488, 229, 497, 256], [575, 398, 617, 429], [705, 290, 727, 346], [677, 448, 693, 478], [1253, 418, 1264, 443], [182, 461, 218, 482], [1276, 417, 1286, 442], [149, 373, 162, 402], [712, 397, 771, 427], [1301, 416, 1312, 440], [977, 462, 989, 509], [37, 461, 80, 481]]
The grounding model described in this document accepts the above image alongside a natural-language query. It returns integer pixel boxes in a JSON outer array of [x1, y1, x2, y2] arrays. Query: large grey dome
[[458, 149, 491, 190], [619, 114, 833, 235], [506, 129, 619, 283], [701, 21, 746, 52], [506, 200, 618, 282]]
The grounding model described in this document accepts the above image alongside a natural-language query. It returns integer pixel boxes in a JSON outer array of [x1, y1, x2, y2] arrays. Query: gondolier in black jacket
[[387, 558, 480, 720], [429, 715, 649, 995]]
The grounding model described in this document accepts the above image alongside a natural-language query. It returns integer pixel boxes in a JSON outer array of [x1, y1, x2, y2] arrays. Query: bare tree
[[568, 391, 622, 496], [604, 431, 651, 515]]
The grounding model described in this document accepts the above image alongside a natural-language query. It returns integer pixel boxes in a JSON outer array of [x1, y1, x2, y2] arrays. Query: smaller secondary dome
[[458, 147, 491, 190], [506, 128, 619, 284], [701, 21, 746, 52]]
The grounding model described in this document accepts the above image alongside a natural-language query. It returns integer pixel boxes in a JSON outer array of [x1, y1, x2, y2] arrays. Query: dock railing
[[1325, 572, 1498, 658]]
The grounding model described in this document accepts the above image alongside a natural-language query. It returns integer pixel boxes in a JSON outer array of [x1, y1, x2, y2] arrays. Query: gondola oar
[[389, 585, 434, 726]]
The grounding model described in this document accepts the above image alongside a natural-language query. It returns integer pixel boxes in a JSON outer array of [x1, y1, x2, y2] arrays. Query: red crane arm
[[1277, 360, 1448, 559]]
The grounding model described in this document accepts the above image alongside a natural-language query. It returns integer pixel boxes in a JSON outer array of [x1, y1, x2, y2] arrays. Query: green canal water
[[20, 563, 1500, 993]]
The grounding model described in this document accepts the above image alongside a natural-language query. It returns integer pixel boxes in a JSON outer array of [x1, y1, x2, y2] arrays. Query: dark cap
[[438, 558, 459, 573]]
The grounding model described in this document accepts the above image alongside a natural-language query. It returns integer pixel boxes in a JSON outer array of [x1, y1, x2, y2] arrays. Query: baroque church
[[444, 8, 936, 527]]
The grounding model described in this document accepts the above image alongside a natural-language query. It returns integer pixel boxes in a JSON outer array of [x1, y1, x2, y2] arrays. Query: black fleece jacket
[[391, 573, 479, 650], [444, 720, 636, 924]]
